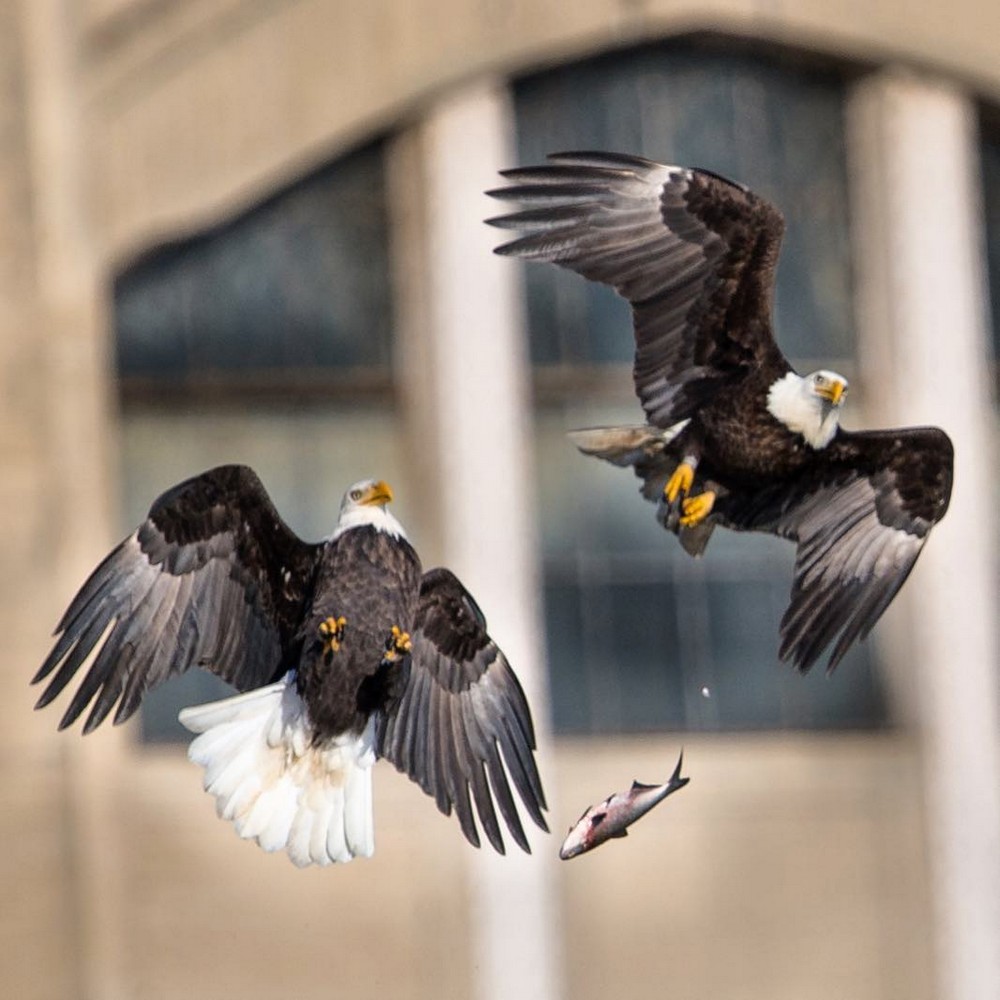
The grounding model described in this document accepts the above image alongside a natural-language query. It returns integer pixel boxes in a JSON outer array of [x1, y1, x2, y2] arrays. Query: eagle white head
[[766, 369, 848, 449], [329, 478, 407, 541]]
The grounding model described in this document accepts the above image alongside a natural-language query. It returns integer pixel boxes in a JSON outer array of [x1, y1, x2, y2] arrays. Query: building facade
[[3, 2, 999, 998]]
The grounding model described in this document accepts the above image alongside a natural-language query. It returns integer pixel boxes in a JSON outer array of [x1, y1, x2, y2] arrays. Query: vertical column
[[847, 69, 1000, 1000], [19, 1, 123, 998], [0, 5, 80, 997], [390, 82, 562, 1000]]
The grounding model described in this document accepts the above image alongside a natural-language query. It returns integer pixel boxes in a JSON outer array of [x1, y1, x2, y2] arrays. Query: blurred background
[[3, 1, 999, 998]]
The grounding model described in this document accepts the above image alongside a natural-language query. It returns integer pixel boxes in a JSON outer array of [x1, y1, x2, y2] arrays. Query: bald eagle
[[488, 151, 953, 672], [32, 466, 548, 865]]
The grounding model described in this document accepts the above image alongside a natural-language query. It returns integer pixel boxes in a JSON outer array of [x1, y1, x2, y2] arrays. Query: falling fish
[[559, 751, 690, 860]]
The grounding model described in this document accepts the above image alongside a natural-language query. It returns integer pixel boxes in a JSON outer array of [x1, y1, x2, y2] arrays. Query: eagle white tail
[[178, 675, 376, 867]]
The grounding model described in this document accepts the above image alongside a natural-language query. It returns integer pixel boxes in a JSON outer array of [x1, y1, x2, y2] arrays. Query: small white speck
[[701, 686, 711, 699]]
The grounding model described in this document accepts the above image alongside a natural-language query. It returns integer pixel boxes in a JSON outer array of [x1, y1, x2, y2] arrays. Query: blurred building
[[3, 1, 999, 998]]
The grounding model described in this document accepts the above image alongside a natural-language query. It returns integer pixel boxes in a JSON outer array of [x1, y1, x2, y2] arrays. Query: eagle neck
[[327, 505, 408, 542]]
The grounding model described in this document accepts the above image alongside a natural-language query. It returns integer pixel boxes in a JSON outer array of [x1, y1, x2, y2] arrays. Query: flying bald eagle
[[488, 151, 953, 672], [32, 467, 548, 865]]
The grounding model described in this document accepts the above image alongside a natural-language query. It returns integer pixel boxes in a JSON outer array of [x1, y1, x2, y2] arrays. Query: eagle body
[[671, 368, 814, 485], [32, 467, 548, 866], [297, 525, 421, 741], [489, 150, 954, 671]]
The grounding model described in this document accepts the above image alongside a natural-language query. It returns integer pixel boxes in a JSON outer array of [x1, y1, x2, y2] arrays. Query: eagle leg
[[663, 458, 697, 503], [382, 625, 412, 663], [680, 490, 716, 528], [319, 616, 347, 659]]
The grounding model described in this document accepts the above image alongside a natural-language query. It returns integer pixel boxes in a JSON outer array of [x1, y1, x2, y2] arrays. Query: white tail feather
[[179, 675, 376, 867]]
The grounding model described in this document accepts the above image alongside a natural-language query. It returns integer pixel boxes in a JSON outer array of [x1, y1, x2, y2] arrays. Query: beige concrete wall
[[82, 0, 1000, 263], [1, 1, 115, 997], [6, 731, 936, 1000]]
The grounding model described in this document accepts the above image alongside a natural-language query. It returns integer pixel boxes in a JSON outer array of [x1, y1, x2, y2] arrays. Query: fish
[[558, 750, 690, 860]]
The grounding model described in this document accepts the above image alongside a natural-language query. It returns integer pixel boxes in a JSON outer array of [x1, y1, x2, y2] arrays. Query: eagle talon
[[680, 490, 716, 527], [383, 625, 412, 662], [664, 462, 696, 503], [319, 615, 347, 657]]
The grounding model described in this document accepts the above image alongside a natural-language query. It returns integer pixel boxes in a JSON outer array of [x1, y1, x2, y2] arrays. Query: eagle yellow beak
[[817, 379, 847, 405], [360, 480, 394, 506]]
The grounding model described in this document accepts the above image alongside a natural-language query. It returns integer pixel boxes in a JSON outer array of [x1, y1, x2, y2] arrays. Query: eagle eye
[[349, 489, 363, 501]]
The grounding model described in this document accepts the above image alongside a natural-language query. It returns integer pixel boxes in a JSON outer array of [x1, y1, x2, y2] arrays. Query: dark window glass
[[514, 43, 855, 366], [115, 140, 391, 384], [518, 44, 885, 734]]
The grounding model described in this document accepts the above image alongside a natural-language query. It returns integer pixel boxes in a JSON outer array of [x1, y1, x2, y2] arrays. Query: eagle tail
[[179, 676, 376, 867], [568, 422, 688, 468], [570, 423, 716, 556]]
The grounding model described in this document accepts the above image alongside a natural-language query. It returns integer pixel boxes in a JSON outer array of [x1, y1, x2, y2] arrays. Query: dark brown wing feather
[[488, 150, 790, 426], [375, 567, 548, 854], [32, 464, 321, 732], [715, 427, 954, 671]]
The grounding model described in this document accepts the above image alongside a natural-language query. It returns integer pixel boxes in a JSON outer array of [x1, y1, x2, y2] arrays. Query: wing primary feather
[[467, 758, 504, 855], [35, 607, 118, 713]]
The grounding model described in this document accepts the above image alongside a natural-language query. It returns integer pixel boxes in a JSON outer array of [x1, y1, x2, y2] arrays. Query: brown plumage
[[32, 466, 548, 864], [489, 150, 953, 672]]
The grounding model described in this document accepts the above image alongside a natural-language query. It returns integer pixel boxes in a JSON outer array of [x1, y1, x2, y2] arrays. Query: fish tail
[[669, 748, 690, 791]]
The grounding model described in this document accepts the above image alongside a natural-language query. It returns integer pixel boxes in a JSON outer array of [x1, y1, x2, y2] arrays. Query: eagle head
[[331, 479, 406, 540], [809, 370, 848, 409], [341, 479, 394, 511], [767, 370, 848, 449]]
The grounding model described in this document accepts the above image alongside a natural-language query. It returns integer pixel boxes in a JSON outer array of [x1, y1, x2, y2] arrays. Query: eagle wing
[[716, 427, 954, 671], [33, 464, 321, 733], [489, 150, 790, 426], [376, 567, 548, 854]]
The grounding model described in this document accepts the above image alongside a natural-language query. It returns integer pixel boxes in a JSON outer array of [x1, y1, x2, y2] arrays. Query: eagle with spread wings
[[33, 466, 548, 866], [489, 151, 953, 672]]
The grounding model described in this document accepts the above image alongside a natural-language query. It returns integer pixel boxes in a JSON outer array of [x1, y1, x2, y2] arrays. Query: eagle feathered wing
[[376, 568, 549, 853], [32, 464, 321, 732], [489, 150, 790, 426], [715, 427, 954, 671]]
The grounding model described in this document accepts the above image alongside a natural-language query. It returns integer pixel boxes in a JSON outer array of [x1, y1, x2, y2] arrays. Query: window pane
[[519, 44, 880, 735], [513, 43, 855, 365], [115, 141, 392, 380]]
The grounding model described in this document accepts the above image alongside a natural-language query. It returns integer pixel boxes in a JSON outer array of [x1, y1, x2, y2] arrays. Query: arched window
[[114, 139, 406, 741], [515, 41, 887, 733]]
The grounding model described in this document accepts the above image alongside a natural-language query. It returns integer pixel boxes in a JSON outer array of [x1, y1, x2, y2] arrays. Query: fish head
[[558, 822, 589, 860], [558, 806, 613, 860]]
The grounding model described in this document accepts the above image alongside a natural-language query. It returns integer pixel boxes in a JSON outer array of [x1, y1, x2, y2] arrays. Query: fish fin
[[630, 779, 658, 792], [610, 828, 628, 839]]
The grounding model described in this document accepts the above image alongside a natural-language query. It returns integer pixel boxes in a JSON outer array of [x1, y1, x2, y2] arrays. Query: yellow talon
[[680, 490, 716, 527], [384, 625, 412, 661], [319, 615, 347, 655], [664, 462, 695, 503]]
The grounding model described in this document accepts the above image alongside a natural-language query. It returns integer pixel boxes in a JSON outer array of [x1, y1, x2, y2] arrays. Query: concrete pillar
[[18, 0, 123, 998], [847, 69, 1000, 1000], [389, 82, 562, 1000]]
